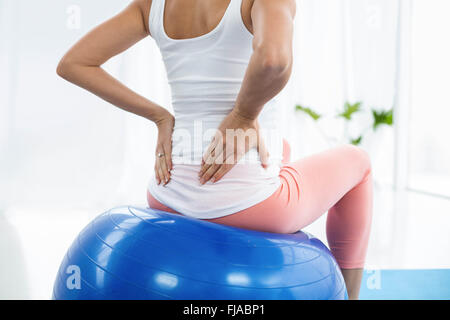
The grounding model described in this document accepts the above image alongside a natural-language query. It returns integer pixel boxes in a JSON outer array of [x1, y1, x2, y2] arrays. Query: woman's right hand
[[154, 111, 175, 185]]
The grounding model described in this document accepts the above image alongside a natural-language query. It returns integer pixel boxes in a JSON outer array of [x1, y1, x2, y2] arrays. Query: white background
[[0, 0, 449, 299]]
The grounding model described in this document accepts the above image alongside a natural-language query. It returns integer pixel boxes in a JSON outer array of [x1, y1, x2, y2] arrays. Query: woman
[[57, 0, 372, 299]]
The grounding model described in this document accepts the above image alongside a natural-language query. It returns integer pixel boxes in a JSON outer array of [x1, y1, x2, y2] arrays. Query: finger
[[199, 146, 225, 183], [202, 135, 219, 165], [199, 142, 224, 177], [155, 163, 165, 185], [158, 164, 167, 186], [199, 154, 214, 178], [199, 146, 216, 176], [200, 162, 222, 184], [211, 157, 234, 182], [201, 149, 216, 170], [200, 148, 226, 184], [163, 142, 173, 171], [155, 148, 164, 184], [159, 156, 171, 185], [154, 164, 161, 185]]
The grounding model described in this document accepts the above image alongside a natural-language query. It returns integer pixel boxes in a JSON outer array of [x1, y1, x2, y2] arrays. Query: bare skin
[[56, 0, 362, 299], [341, 268, 363, 300]]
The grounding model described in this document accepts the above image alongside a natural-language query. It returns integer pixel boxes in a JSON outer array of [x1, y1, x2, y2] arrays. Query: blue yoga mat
[[359, 269, 450, 300]]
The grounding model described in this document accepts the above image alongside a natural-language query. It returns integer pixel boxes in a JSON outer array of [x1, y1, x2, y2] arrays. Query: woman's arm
[[57, 0, 173, 185], [199, 0, 296, 184], [234, 0, 296, 120], [56, 0, 164, 121]]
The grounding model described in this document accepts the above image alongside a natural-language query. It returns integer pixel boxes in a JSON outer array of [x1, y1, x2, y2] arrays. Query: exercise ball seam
[[76, 234, 334, 299], [55, 262, 108, 300], [105, 211, 324, 269], [53, 239, 110, 300], [127, 206, 309, 248], [66, 237, 124, 298], [75, 235, 175, 299], [330, 282, 347, 300], [85, 222, 333, 290]]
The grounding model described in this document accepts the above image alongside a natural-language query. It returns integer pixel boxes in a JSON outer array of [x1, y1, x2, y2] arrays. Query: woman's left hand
[[155, 111, 175, 185]]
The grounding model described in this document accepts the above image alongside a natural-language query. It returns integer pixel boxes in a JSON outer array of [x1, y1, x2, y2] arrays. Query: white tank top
[[147, 0, 283, 219]]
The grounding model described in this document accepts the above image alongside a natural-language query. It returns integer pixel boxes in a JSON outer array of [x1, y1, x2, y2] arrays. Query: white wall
[[0, 0, 168, 215]]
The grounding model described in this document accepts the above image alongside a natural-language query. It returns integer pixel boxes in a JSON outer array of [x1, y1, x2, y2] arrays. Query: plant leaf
[[295, 105, 321, 121], [338, 101, 362, 120], [372, 108, 394, 130], [350, 135, 363, 146]]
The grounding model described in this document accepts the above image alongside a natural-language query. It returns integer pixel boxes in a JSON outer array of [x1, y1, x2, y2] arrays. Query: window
[[408, 0, 450, 198]]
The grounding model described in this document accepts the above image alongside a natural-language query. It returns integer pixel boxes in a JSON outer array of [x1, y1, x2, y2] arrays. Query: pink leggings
[[147, 141, 373, 269]]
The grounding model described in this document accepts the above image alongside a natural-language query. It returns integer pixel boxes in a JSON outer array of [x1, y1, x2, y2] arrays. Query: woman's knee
[[282, 138, 291, 164], [342, 144, 372, 176]]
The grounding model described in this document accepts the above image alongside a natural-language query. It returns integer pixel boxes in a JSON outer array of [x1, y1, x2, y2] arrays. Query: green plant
[[350, 135, 363, 146], [295, 101, 394, 146], [338, 101, 361, 120], [372, 109, 393, 130], [295, 105, 321, 121]]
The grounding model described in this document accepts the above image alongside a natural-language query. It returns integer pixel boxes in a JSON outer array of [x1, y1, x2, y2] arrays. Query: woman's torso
[[147, 0, 283, 219]]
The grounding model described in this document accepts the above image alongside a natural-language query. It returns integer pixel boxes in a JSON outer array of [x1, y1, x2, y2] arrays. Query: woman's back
[[162, 0, 251, 40], [147, 0, 284, 218]]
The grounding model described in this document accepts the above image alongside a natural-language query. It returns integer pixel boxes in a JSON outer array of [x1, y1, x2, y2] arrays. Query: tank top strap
[[149, 0, 250, 46], [148, 0, 164, 44], [226, 0, 243, 22], [222, 0, 253, 42]]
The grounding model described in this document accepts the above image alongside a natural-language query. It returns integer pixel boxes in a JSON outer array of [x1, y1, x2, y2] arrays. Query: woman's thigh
[[280, 144, 372, 231]]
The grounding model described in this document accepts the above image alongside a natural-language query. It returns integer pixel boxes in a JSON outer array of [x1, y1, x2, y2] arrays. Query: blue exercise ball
[[53, 206, 347, 300]]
